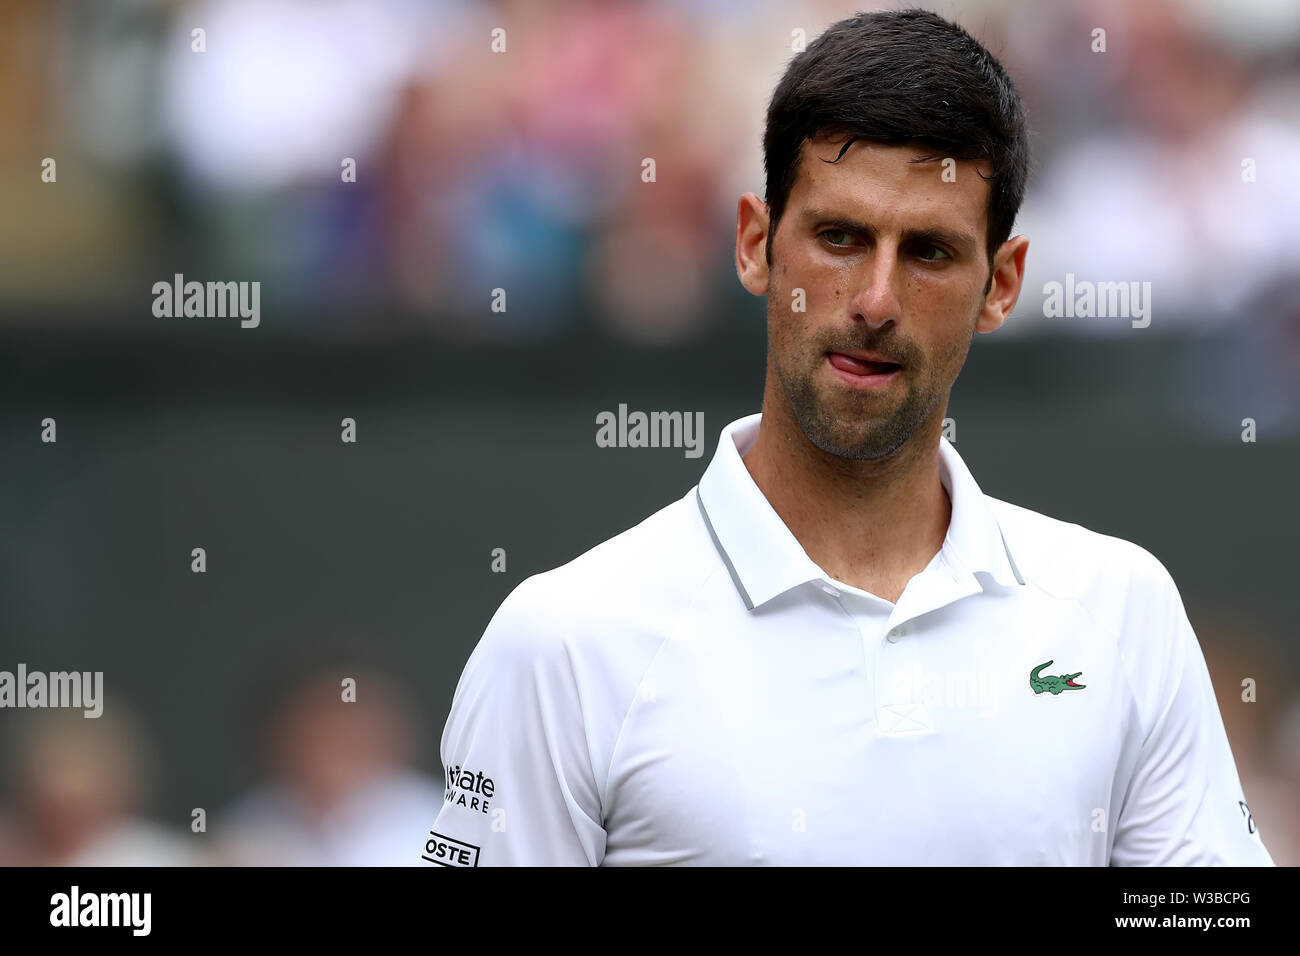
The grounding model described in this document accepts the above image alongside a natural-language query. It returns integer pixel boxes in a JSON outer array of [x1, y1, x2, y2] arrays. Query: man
[[427, 9, 1273, 866]]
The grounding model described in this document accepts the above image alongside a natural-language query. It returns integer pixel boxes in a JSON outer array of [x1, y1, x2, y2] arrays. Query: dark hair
[[762, 8, 1031, 276]]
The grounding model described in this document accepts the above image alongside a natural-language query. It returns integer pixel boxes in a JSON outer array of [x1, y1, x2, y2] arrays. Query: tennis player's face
[[762, 137, 997, 461]]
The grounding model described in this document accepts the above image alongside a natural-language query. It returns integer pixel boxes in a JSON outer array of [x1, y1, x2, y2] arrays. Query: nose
[[848, 241, 903, 329]]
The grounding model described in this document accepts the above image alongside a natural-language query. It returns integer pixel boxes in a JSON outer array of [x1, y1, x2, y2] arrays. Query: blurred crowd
[[0, 664, 448, 866], [0, 0, 1298, 343]]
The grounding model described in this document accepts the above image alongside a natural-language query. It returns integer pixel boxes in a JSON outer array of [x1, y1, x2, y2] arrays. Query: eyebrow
[[799, 207, 977, 255]]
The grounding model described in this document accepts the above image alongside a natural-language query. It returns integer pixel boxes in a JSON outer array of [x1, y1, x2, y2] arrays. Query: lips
[[828, 352, 901, 376], [825, 351, 903, 392]]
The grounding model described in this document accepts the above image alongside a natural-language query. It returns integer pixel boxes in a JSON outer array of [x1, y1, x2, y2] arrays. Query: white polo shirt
[[429, 413, 1274, 866]]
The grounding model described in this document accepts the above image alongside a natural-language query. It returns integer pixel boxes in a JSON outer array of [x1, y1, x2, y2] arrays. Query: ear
[[976, 234, 1029, 333], [736, 192, 771, 296]]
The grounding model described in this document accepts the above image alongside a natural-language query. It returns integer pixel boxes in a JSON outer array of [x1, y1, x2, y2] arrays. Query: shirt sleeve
[[1109, 555, 1275, 866], [425, 577, 607, 867]]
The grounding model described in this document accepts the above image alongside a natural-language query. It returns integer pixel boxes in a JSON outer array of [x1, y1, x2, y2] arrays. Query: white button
[[886, 630, 899, 644], [820, 583, 840, 597]]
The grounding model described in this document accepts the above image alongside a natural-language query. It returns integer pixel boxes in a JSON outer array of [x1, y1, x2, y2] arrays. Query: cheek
[[922, 319, 977, 378], [896, 323, 969, 388], [776, 245, 847, 304], [911, 281, 980, 341], [767, 260, 824, 336], [904, 272, 965, 309]]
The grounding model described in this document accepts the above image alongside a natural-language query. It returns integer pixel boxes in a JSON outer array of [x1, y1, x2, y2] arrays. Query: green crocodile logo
[[1030, 660, 1086, 695]]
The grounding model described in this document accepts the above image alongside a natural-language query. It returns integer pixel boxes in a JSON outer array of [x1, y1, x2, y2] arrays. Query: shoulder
[[988, 496, 1220, 749], [467, 487, 719, 669], [987, 495, 1184, 636], [447, 490, 719, 768]]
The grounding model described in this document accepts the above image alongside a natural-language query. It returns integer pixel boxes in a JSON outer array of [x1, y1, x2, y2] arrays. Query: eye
[[915, 244, 951, 262], [819, 229, 856, 247]]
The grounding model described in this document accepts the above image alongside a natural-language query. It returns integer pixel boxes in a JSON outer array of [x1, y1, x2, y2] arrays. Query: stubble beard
[[775, 347, 939, 462]]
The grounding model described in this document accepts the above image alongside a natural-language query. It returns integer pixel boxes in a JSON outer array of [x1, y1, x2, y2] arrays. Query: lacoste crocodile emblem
[[1030, 660, 1086, 695]]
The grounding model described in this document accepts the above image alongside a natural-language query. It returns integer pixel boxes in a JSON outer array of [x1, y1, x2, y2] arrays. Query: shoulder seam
[[597, 561, 727, 822]]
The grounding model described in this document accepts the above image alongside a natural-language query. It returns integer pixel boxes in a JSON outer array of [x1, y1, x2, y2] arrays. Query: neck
[[742, 393, 951, 604]]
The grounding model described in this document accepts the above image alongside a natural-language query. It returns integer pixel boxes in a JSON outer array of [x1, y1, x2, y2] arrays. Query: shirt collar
[[695, 413, 1025, 610]]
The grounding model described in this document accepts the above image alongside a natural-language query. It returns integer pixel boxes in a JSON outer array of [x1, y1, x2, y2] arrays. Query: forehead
[[787, 134, 991, 241]]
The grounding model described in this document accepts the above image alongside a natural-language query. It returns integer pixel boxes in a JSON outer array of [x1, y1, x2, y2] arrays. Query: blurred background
[[0, 0, 1297, 865]]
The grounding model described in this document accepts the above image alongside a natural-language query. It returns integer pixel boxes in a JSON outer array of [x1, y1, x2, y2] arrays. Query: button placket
[[828, 588, 887, 732], [876, 622, 934, 735]]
